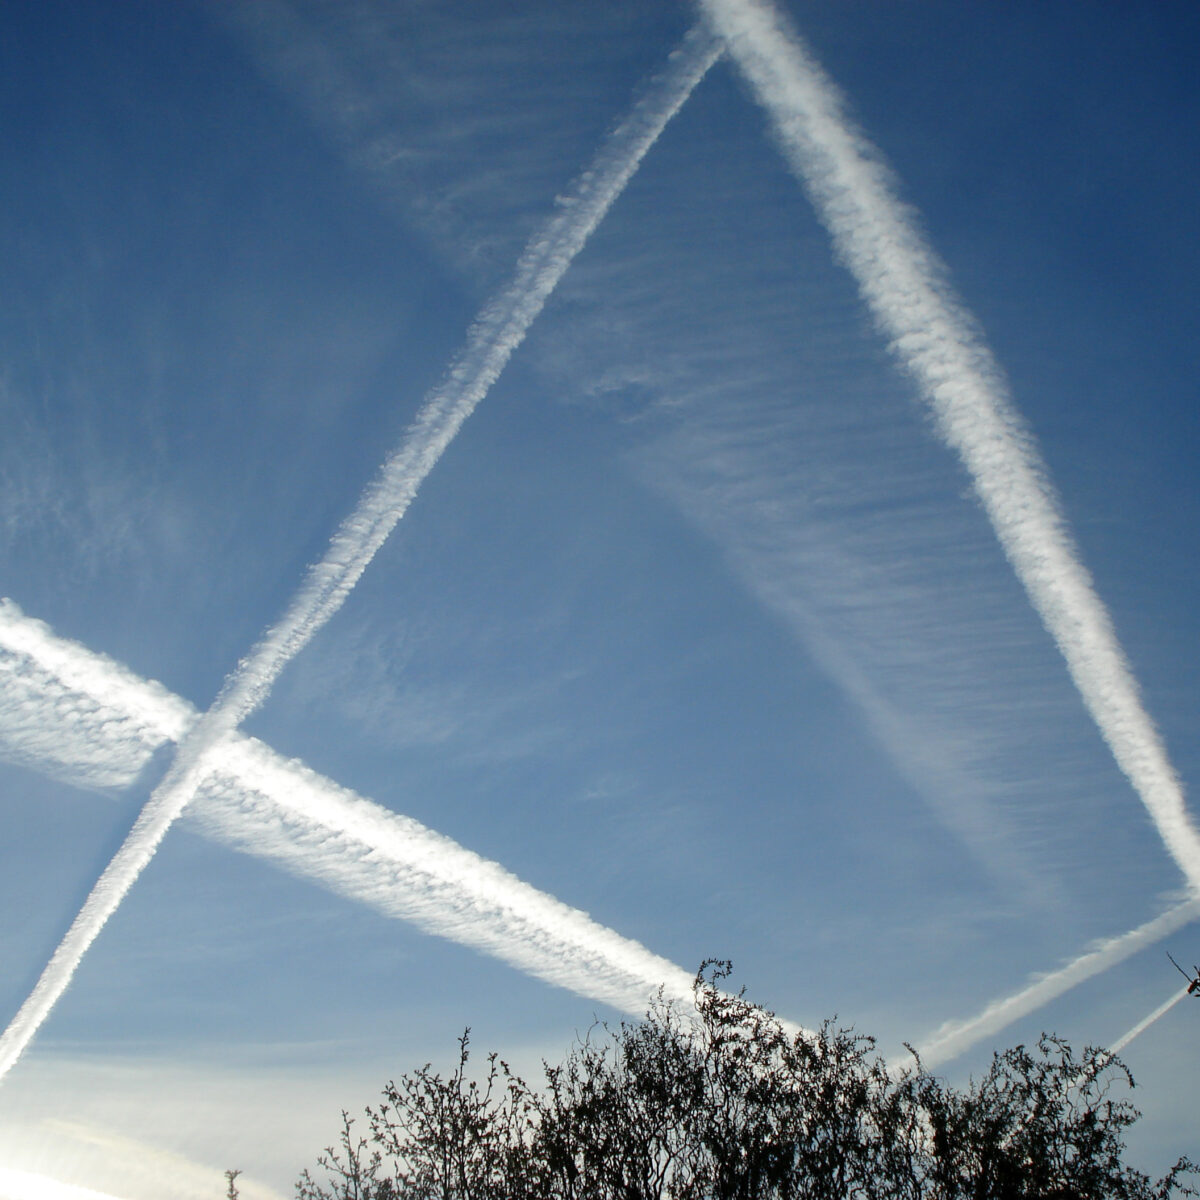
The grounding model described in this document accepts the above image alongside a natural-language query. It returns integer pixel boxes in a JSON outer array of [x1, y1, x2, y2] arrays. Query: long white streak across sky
[[912, 894, 1200, 1069], [0, 601, 697, 1023], [696, 0, 1200, 888], [0, 27, 722, 1084], [199, 744, 700, 1015]]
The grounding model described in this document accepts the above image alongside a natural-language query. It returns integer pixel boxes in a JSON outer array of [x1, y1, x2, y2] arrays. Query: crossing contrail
[[912, 896, 1200, 1068], [16, 600, 1194, 1064], [0, 601, 697, 1028], [0, 26, 721, 1083], [697, 0, 1200, 889]]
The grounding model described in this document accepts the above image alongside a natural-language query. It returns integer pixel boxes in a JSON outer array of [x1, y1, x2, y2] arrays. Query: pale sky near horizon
[[1, 2, 1198, 1195]]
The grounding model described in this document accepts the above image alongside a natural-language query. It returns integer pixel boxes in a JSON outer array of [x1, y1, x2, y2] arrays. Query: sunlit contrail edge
[[0, 26, 722, 1084], [696, 0, 1200, 889]]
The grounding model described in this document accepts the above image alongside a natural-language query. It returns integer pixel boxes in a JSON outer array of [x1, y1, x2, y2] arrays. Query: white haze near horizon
[[1, 0, 1198, 1193]]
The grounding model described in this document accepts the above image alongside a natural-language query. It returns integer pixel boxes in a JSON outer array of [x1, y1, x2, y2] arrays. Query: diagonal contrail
[[696, 0, 1200, 888], [0, 26, 721, 1083], [1105, 985, 1189, 1059], [0, 602, 698, 1026]]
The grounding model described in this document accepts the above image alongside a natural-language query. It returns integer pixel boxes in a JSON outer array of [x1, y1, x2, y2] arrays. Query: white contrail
[[19, 601, 1197, 1058], [0, 28, 722, 1083], [204, 22, 720, 730], [0, 602, 696, 1030], [1106, 986, 1189, 1059], [696, 0, 1200, 889], [196, 742, 699, 1015], [912, 895, 1200, 1069]]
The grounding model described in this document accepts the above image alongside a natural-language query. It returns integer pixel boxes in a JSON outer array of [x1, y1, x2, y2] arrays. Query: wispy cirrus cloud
[[514, 73, 1135, 913], [636, 417, 1089, 908], [698, 0, 1200, 892], [224, 2, 694, 284]]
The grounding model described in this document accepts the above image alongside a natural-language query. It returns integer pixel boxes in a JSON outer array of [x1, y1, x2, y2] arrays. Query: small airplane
[[1167, 951, 1200, 996]]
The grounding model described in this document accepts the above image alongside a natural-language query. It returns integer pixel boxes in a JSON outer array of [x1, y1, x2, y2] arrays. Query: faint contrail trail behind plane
[[1105, 986, 1188, 1059], [0, 26, 722, 1084], [696, 0, 1200, 889], [912, 896, 1200, 1069]]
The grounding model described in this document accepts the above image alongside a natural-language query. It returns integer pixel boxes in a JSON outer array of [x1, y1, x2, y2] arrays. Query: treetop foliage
[[295, 963, 1196, 1200]]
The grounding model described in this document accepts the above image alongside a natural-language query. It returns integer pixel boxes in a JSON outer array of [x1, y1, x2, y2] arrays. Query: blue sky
[[1, 2, 1198, 1195]]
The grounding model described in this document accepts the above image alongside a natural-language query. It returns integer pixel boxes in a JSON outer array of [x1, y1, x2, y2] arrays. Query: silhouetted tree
[[297, 963, 1195, 1200]]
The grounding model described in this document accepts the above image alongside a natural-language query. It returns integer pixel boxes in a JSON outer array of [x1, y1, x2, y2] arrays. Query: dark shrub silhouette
[[297, 963, 1195, 1199]]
